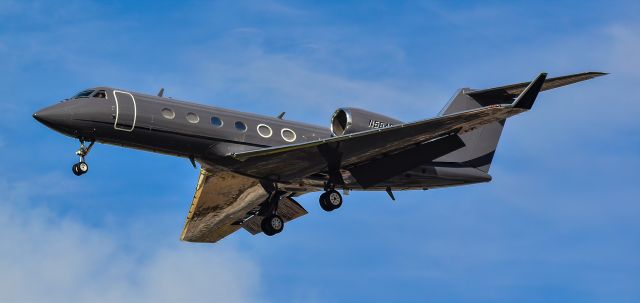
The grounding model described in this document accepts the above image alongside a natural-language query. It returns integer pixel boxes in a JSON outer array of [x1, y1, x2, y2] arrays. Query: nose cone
[[33, 102, 75, 133]]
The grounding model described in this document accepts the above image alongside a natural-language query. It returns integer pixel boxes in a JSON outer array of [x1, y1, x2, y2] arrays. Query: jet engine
[[330, 107, 403, 136]]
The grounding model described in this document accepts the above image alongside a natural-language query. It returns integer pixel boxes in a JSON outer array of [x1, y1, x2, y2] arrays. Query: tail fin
[[435, 72, 606, 172], [436, 88, 506, 172]]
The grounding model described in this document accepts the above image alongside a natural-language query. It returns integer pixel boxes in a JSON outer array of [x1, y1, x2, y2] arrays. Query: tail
[[436, 71, 606, 173]]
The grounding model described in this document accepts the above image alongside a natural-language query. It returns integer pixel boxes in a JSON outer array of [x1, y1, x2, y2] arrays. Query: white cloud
[[0, 177, 263, 303]]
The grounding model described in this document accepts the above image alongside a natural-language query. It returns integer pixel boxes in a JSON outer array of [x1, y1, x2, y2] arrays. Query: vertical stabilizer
[[436, 89, 505, 172], [435, 73, 548, 172]]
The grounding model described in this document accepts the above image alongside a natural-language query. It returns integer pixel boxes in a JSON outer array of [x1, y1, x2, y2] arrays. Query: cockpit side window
[[73, 90, 95, 98], [92, 90, 107, 99]]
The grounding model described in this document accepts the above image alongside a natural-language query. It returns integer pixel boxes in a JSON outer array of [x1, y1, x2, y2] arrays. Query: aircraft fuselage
[[35, 87, 330, 160], [34, 87, 492, 191]]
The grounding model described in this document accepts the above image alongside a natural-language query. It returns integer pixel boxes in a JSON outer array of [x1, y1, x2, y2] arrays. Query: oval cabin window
[[186, 112, 199, 123], [161, 108, 175, 119], [281, 128, 296, 142], [211, 116, 223, 127], [257, 124, 273, 138], [235, 121, 247, 132]]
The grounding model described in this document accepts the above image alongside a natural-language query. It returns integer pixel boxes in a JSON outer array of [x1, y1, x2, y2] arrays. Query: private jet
[[33, 72, 606, 243]]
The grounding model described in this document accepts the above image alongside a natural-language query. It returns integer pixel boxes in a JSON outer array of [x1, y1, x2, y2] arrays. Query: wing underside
[[181, 169, 269, 243], [181, 169, 309, 243]]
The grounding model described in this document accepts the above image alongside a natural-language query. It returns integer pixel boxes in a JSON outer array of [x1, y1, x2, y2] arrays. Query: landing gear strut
[[260, 190, 285, 236], [319, 187, 343, 212], [72, 139, 94, 176]]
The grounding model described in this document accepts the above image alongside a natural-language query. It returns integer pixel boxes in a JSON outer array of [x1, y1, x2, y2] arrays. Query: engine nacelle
[[330, 107, 403, 136]]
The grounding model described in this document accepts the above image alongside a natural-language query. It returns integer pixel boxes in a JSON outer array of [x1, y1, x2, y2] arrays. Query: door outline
[[113, 90, 137, 132]]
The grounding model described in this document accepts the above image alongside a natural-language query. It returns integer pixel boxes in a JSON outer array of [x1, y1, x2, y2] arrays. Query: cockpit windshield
[[73, 90, 95, 98], [92, 90, 107, 99]]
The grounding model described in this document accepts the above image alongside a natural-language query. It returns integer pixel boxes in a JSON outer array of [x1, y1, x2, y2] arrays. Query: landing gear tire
[[319, 192, 332, 212], [72, 162, 89, 176], [261, 214, 284, 236], [77, 162, 89, 174], [319, 189, 342, 212], [72, 164, 80, 176]]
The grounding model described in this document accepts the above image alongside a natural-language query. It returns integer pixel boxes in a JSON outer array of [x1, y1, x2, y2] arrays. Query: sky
[[1, 0, 640, 302]]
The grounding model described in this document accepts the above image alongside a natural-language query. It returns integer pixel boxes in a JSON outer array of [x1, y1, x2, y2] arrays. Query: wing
[[231, 105, 524, 181], [230, 73, 549, 183], [180, 168, 308, 243]]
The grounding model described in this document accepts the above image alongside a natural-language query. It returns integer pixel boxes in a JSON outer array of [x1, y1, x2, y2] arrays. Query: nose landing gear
[[72, 139, 94, 176]]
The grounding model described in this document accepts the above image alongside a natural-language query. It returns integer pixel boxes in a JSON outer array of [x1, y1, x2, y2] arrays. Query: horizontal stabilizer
[[466, 71, 607, 104]]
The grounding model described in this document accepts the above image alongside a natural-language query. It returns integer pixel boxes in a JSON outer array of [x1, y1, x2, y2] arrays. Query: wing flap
[[181, 169, 269, 243]]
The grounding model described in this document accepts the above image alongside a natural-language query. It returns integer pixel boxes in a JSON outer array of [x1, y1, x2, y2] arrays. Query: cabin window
[[235, 121, 247, 132], [73, 90, 94, 98], [161, 108, 175, 119], [186, 112, 200, 123], [92, 90, 107, 99], [211, 116, 223, 127], [257, 124, 273, 138], [281, 128, 296, 142]]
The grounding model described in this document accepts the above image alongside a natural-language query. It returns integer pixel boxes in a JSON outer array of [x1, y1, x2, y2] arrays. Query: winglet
[[513, 73, 547, 110]]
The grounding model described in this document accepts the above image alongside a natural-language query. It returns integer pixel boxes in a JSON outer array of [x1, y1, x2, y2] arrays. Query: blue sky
[[1, 0, 640, 302]]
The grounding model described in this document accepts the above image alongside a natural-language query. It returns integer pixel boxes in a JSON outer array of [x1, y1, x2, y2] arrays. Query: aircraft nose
[[33, 102, 74, 130]]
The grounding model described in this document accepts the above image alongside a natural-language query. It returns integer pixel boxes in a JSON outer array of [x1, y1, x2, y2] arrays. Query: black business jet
[[33, 72, 605, 243]]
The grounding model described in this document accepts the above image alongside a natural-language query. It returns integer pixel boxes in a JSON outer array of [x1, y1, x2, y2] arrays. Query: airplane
[[33, 72, 606, 243]]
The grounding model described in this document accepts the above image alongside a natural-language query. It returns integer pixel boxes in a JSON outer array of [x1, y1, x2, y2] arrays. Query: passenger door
[[113, 90, 136, 131]]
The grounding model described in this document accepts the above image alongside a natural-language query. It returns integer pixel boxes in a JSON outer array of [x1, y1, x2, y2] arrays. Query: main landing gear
[[319, 188, 343, 212], [260, 191, 285, 237], [261, 214, 284, 236], [72, 139, 94, 176]]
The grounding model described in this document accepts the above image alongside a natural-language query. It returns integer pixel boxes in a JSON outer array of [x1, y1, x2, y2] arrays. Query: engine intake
[[330, 107, 402, 136]]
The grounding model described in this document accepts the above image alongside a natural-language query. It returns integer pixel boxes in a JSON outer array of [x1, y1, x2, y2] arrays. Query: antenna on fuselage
[[277, 112, 285, 119], [385, 186, 396, 201], [157, 88, 165, 97]]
